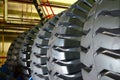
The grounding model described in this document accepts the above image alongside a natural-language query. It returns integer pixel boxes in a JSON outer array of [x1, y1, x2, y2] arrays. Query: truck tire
[[19, 24, 42, 79], [47, 0, 95, 80], [80, 0, 120, 80], [6, 39, 17, 72], [6, 32, 27, 72], [7, 39, 17, 66], [30, 13, 62, 80]]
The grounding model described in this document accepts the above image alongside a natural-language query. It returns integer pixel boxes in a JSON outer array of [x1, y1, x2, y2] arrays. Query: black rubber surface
[[19, 24, 42, 79], [47, 0, 95, 80], [6, 32, 28, 72], [80, 0, 120, 80], [30, 13, 62, 80]]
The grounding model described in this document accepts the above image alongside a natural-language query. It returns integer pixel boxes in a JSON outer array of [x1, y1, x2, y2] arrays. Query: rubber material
[[30, 13, 62, 80], [19, 24, 42, 79], [80, 0, 120, 80], [47, 0, 95, 80], [6, 32, 28, 72]]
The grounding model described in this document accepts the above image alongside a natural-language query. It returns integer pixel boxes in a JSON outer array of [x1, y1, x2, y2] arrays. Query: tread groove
[[97, 48, 120, 58], [96, 28, 120, 37], [35, 43, 49, 48], [99, 10, 120, 17], [100, 69, 120, 80], [55, 33, 81, 41], [53, 45, 80, 52]]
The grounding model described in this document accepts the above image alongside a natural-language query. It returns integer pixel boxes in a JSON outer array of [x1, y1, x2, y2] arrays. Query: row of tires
[[6, 0, 120, 80]]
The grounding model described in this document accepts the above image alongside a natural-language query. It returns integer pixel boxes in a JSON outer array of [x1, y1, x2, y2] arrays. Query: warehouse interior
[[0, 0, 76, 66], [0, 0, 119, 80], [0, 0, 79, 79]]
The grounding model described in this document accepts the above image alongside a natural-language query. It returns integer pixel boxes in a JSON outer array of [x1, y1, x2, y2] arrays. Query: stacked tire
[[6, 32, 27, 70], [30, 0, 96, 80], [47, 0, 95, 80], [30, 13, 63, 80], [6, 0, 120, 80], [6, 32, 28, 78], [80, 0, 120, 80], [19, 23, 42, 80]]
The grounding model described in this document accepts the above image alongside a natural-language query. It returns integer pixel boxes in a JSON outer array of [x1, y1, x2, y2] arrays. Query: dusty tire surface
[[6, 32, 28, 72], [80, 0, 120, 80], [47, 0, 95, 80], [19, 24, 42, 79], [30, 13, 62, 80], [6, 32, 28, 79]]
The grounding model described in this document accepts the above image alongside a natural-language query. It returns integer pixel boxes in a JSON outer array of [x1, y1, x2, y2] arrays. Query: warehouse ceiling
[[0, 0, 77, 37]]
